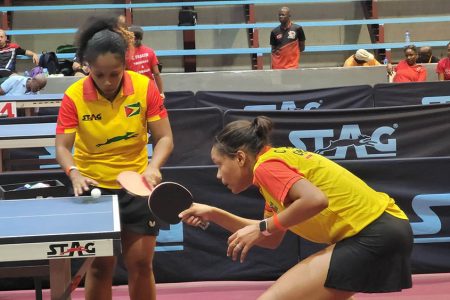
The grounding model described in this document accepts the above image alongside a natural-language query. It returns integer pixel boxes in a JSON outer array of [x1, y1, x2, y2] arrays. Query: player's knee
[[89, 257, 116, 279], [126, 257, 153, 276]]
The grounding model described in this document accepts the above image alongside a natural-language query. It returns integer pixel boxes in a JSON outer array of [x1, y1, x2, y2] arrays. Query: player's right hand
[[69, 171, 99, 196], [179, 203, 212, 227]]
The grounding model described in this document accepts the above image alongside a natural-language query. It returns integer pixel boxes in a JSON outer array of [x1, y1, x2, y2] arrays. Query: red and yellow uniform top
[[253, 147, 407, 244], [56, 71, 167, 188]]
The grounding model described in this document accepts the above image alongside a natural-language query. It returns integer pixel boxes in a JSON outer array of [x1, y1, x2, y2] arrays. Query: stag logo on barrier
[[410, 193, 450, 244], [288, 124, 397, 159], [244, 100, 322, 111]]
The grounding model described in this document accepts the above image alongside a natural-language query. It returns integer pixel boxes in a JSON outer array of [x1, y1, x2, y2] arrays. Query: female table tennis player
[[180, 116, 412, 300], [55, 16, 173, 300]]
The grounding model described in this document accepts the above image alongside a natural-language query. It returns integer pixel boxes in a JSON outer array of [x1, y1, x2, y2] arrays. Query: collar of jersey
[[83, 71, 134, 101]]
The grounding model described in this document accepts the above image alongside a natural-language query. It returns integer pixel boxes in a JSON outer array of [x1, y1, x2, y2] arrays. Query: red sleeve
[[56, 94, 78, 134], [254, 160, 303, 205], [146, 80, 167, 120]]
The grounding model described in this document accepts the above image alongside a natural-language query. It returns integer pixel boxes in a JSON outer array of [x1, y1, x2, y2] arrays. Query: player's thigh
[[258, 244, 354, 300], [121, 230, 157, 265]]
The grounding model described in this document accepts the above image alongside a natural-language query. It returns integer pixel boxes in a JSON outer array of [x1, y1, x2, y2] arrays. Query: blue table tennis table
[[0, 195, 121, 300], [0, 122, 56, 171]]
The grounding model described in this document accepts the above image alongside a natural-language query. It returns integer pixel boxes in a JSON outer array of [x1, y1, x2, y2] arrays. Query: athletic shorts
[[78, 187, 160, 236], [325, 212, 413, 293]]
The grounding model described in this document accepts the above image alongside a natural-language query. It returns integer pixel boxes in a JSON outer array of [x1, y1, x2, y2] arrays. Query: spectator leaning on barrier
[[270, 6, 306, 70], [343, 49, 381, 67], [436, 42, 450, 81], [126, 26, 165, 99], [386, 45, 427, 83], [0, 29, 39, 77], [0, 74, 46, 95], [72, 54, 90, 77], [416, 46, 439, 64]]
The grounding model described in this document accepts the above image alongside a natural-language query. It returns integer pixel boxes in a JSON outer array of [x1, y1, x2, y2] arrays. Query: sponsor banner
[[196, 85, 374, 110], [373, 81, 450, 107], [164, 91, 196, 109], [224, 103, 450, 160], [0, 239, 115, 262], [164, 107, 223, 166]]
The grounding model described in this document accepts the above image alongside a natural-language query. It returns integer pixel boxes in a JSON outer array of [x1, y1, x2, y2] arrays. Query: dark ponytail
[[75, 16, 133, 65], [214, 116, 273, 157]]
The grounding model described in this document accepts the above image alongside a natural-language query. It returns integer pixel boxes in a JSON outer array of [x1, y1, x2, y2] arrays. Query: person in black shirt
[[0, 29, 39, 77], [270, 7, 306, 69], [417, 46, 439, 64]]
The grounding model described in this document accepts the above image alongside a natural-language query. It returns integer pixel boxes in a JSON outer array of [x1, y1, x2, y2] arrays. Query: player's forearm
[[55, 146, 75, 169], [25, 50, 36, 57], [209, 207, 258, 233], [55, 134, 76, 169], [147, 135, 173, 170]]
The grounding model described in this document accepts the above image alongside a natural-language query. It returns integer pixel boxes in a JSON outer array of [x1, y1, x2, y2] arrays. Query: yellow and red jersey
[[253, 147, 407, 244], [56, 71, 167, 188]]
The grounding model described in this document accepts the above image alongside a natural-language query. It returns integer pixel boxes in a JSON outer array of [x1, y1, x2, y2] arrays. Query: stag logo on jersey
[[82, 113, 102, 121], [288, 124, 397, 159], [125, 103, 141, 117]]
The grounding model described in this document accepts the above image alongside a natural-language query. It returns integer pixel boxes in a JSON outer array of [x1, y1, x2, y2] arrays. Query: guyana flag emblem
[[125, 103, 141, 117]]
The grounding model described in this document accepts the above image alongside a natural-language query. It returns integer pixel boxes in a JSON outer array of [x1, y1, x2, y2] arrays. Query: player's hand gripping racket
[[117, 171, 209, 230]]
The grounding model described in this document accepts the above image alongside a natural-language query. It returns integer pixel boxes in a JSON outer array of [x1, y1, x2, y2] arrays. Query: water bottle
[[43, 68, 49, 77], [404, 31, 410, 43]]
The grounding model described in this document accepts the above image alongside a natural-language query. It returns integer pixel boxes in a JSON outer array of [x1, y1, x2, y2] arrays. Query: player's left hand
[[142, 167, 162, 189], [227, 224, 262, 263]]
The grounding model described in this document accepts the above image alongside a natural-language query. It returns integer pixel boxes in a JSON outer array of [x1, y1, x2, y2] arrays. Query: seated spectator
[[0, 29, 39, 77], [0, 74, 47, 95], [386, 45, 427, 83], [416, 46, 439, 64], [126, 25, 165, 99], [343, 49, 381, 67], [436, 42, 450, 81]]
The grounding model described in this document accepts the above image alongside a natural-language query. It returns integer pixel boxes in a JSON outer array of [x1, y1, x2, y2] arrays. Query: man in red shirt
[[126, 26, 165, 99], [270, 7, 306, 69]]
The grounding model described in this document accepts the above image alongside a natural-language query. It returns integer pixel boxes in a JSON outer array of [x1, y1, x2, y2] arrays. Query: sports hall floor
[[0, 273, 448, 300]]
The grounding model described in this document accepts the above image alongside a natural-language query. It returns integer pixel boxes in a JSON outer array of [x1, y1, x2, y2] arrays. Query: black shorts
[[325, 212, 413, 293], [79, 187, 160, 236]]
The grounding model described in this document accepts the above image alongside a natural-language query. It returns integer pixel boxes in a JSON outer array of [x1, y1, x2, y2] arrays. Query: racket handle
[[199, 221, 210, 230]]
